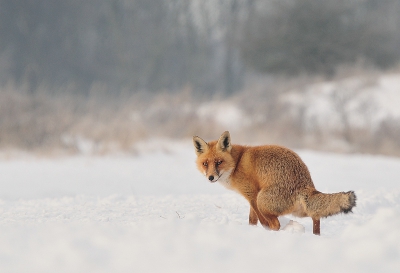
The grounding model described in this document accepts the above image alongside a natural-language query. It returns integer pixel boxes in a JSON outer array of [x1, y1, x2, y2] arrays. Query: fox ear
[[217, 131, 232, 153], [193, 136, 209, 156]]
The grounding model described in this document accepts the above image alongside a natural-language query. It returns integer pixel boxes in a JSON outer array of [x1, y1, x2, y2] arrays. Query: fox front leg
[[249, 207, 258, 225]]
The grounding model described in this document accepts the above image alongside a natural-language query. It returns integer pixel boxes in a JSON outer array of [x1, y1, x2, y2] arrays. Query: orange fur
[[193, 131, 356, 235]]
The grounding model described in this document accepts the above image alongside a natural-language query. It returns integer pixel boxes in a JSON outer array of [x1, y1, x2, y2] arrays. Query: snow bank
[[281, 73, 400, 132], [0, 142, 400, 272]]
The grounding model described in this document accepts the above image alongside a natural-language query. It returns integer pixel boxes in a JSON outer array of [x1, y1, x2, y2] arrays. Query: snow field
[[0, 141, 400, 272]]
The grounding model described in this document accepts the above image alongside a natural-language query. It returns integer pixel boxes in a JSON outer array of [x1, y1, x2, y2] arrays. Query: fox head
[[193, 131, 236, 183]]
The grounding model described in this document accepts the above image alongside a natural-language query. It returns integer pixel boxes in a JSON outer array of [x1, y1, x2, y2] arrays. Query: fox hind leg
[[313, 218, 320, 235], [263, 214, 280, 231], [256, 186, 296, 231], [249, 200, 280, 231]]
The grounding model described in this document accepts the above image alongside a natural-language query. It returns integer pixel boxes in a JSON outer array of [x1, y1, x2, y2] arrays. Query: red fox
[[193, 131, 356, 235]]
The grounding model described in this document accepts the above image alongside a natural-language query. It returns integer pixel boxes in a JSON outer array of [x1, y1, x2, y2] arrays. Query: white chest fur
[[217, 169, 233, 190]]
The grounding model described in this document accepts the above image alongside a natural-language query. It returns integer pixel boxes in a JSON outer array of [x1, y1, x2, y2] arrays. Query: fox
[[193, 131, 356, 235]]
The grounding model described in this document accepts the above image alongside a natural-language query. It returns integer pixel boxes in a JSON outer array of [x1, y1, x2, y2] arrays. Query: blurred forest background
[[1, 0, 400, 155]]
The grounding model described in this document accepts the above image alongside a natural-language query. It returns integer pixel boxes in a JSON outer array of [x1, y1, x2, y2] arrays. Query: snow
[[1, 141, 400, 272]]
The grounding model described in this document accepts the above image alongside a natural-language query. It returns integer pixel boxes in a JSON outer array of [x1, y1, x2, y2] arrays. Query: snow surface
[[1, 141, 400, 272]]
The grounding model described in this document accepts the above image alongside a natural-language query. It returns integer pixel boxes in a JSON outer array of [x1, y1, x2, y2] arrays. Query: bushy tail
[[301, 190, 357, 219]]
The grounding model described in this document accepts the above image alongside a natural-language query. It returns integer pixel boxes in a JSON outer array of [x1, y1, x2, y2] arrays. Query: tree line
[[0, 0, 399, 96]]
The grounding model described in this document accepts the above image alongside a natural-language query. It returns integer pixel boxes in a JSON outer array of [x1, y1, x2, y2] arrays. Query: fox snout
[[202, 167, 220, 183], [208, 175, 222, 183]]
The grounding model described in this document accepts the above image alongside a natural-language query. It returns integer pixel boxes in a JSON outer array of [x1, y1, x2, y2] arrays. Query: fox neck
[[216, 169, 233, 189]]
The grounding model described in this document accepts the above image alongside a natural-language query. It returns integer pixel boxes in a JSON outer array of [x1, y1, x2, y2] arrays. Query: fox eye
[[216, 160, 223, 165], [203, 162, 208, 167]]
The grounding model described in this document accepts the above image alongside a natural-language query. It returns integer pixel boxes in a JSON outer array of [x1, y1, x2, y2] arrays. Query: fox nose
[[208, 175, 214, 181]]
